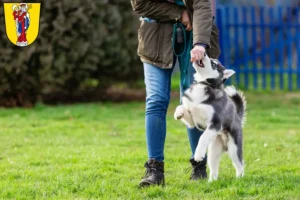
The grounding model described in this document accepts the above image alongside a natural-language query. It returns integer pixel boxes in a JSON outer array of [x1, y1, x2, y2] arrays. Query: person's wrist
[[193, 43, 207, 49]]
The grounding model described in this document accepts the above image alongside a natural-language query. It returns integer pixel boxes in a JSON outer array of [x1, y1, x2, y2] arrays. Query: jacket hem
[[140, 57, 173, 69]]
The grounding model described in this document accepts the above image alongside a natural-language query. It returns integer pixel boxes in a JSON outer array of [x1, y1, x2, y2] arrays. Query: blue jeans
[[144, 61, 204, 162]]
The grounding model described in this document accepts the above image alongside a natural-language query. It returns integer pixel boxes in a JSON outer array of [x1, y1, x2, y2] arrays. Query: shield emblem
[[3, 3, 41, 47]]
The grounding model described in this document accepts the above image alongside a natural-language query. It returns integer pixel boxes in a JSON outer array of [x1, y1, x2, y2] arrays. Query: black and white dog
[[174, 54, 246, 182]]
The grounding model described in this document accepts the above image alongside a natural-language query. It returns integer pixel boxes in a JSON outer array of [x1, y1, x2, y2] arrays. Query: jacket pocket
[[137, 21, 160, 61]]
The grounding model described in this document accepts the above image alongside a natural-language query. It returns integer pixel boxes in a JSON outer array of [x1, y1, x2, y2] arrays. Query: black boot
[[139, 159, 165, 187], [189, 158, 207, 180]]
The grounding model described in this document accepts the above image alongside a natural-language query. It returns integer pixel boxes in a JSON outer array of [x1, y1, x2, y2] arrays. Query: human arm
[[192, 0, 213, 46], [190, 0, 213, 62]]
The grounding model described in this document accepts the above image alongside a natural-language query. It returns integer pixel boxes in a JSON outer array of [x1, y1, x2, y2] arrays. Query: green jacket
[[131, 0, 221, 68]]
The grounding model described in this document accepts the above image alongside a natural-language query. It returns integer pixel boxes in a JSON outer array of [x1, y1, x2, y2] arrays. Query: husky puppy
[[174, 54, 246, 182]]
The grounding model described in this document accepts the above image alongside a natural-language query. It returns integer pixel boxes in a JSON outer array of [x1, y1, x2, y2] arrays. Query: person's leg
[[144, 63, 173, 161], [178, 31, 207, 179], [178, 56, 207, 180], [140, 62, 173, 187]]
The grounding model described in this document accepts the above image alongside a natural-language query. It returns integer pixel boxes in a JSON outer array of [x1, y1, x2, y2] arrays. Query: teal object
[[172, 22, 193, 90], [174, 0, 185, 6], [174, 0, 192, 90]]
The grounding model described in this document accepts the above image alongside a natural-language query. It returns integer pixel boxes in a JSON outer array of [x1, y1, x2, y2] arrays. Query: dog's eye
[[211, 62, 217, 70]]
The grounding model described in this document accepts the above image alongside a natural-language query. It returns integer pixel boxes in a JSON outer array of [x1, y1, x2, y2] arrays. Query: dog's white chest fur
[[182, 84, 207, 107], [180, 84, 213, 130]]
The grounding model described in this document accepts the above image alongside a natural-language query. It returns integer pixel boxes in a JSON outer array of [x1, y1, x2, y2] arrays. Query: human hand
[[190, 45, 206, 62], [179, 10, 192, 31]]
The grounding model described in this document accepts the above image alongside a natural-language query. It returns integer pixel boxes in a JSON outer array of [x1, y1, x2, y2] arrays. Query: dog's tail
[[224, 86, 247, 126]]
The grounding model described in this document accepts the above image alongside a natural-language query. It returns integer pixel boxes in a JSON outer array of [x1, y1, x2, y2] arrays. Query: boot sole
[[139, 179, 165, 188]]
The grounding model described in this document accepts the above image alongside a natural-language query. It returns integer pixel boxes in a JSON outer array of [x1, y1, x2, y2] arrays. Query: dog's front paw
[[174, 106, 185, 120], [194, 148, 205, 162]]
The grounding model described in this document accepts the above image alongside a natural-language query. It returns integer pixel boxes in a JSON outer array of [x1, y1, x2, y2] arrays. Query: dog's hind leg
[[227, 133, 244, 178], [174, 105, 195, 128], [207, 135, 224, 182]]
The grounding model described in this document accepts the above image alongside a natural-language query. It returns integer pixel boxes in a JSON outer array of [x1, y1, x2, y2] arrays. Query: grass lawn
[[0, 92, 300, 199]]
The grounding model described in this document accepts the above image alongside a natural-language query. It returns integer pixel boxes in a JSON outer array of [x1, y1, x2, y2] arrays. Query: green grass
[[0, 92, 300, 199]]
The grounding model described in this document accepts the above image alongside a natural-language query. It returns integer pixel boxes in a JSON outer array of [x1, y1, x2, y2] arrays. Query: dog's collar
[[193, 78, 227, 89], [199, 81, 221, 89]]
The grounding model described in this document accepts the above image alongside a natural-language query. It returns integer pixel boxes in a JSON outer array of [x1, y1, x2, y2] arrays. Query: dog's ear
[[223, 69, 235, 79]]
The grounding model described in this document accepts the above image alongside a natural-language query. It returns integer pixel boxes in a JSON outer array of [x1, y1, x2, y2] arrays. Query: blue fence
[[216, 6, 300, 90]]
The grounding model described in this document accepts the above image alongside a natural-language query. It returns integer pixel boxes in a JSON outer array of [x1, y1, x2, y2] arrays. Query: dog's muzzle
[[196, 60, 204, 68]]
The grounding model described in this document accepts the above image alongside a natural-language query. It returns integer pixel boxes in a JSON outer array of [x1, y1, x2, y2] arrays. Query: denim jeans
[[144, 60, 204, 162]]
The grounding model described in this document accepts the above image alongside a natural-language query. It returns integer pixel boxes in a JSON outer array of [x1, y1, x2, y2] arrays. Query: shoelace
[[143, 167, 157, 178], [185, 162, 206, 173]]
